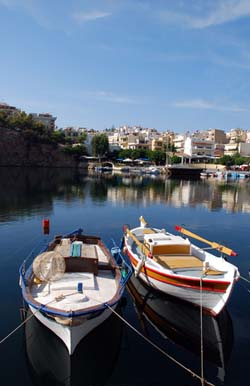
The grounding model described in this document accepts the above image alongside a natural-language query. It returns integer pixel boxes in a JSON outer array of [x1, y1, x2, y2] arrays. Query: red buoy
[[42, 219, 50, 234]]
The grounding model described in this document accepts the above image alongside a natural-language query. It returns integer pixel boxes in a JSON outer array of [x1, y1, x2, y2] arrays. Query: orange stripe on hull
[[128, 253, 230, 293]]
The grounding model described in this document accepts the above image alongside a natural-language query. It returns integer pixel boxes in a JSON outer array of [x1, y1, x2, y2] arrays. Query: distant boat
[[24, 305, 123, 386], [19, 228, 132, 355], [127, 273, 233, 383], [123, 216, 240, 316]]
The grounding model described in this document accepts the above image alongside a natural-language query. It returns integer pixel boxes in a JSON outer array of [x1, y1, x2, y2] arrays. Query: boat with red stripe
[[123, 216, 239, 316]]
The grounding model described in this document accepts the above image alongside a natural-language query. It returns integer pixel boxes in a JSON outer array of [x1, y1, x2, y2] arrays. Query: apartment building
[[184, 137, 214, 160], [173, 134, 186, 154], [226, 128, 247, 143]]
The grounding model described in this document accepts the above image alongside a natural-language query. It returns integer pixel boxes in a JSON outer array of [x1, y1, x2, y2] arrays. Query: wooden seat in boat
[[153, 254, 225, 275], [153, 254, 203, 270]]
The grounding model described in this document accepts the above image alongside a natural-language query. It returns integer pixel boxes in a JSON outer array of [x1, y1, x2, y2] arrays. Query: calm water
[[1, 167, 250, 386]]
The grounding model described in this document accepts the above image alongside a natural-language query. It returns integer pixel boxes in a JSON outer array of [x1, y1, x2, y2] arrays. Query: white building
[[184, 137, 214, 160]]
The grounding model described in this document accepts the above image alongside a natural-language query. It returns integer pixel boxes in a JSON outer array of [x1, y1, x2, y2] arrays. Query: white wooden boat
[[123, 216, 240, 316], [19, 228, 131, 355], [24, 306, 123, 386], [127, 273, 233, 383]]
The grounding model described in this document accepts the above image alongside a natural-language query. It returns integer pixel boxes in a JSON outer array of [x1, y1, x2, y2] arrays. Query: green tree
[[91, 134, 109, 161], [151, 150, 166, 165], [170, 155, 182, 164]]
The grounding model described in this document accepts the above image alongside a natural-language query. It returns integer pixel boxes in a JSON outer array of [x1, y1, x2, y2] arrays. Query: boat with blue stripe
[[19, 227, 132, 355]]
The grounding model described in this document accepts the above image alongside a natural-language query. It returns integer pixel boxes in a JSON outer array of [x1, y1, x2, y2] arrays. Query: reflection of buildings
[[97, 173, 250, 213], [2, 168, 250, 219]]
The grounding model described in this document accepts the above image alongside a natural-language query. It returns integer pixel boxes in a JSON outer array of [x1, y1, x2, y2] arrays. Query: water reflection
[[127, 274, 234, 385], [24, 307, 123, 386], [1, 167, 250, 222]]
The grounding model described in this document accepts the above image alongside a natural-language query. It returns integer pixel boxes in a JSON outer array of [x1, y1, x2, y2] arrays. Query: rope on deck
[[106, 304, 215, 386]]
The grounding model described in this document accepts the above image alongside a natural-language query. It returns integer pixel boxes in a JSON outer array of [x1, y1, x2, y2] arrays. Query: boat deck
[[30, 241, 118, 311], [132, 232, 224, 276], [31, 271, 117, 311]]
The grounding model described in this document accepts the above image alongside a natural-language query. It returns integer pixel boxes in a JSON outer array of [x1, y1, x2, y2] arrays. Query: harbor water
[[0, 167, 250, 386]]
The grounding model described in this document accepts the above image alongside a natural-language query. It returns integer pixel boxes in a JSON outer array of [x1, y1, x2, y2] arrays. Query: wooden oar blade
[[175, 225, 238, 257]]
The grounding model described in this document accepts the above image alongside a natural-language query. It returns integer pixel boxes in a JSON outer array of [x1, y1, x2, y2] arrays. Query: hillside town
[[1, 101, 250, 164]]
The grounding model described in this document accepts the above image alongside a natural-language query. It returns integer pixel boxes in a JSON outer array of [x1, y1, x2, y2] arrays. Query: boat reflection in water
[[127, 273, 234, 384], [24, 306, 123, 386]]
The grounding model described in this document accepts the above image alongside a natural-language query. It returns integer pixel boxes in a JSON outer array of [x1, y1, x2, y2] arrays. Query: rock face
[[0, 128, 77, 167]]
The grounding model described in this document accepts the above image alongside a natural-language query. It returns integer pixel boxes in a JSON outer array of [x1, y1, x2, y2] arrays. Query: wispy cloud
[[173, 98, 248, 112], [159, 0, 250, 29], [72, 10, 111, 23]]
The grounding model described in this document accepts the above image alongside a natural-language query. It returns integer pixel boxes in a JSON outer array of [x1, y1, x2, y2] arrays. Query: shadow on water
[[24, 305, 123, 386], [126, 274, 234, 385]]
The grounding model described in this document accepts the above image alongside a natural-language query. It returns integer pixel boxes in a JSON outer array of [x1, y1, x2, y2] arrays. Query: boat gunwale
[[19, 230, 129, 318], [126, 247, 232, 293]]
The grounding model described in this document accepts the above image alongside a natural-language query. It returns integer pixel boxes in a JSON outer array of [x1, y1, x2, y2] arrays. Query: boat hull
[[124, 224, 239, 316], [29, 304, 116, 355], [127, 252, 235, 315]]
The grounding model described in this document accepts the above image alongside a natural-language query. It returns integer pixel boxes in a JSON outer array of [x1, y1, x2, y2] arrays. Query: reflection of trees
[[1, 168, 250, 222], [89, 178, 108, 202], [0, 167, 88, 221]]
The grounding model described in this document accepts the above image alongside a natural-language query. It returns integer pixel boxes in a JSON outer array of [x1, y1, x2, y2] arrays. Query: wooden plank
[[65, 257, 98, 275], [83, 244, 98, 259], [153, 254, 203, 270], [153, 254, 225, 275], [143, 228, 156, 234]]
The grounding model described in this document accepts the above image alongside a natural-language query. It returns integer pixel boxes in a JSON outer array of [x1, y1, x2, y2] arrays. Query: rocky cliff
[[0, 127, 78, 167]]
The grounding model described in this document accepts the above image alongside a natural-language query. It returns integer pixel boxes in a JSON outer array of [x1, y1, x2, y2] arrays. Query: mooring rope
[[1, 287, 215, 386], [105, 304, 215, 386], [200, 275, 205, 386], [0, 290, 79, 345], [240, 275, 250, 284], [0, 308, 36, 345]]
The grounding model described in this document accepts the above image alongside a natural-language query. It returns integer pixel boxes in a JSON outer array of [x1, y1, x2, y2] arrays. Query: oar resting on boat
[[123, 216, 240, 316], [175, 225, 238, 257]]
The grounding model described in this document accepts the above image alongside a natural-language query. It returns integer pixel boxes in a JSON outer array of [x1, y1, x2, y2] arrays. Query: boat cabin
[[144, 233, 191, 255]]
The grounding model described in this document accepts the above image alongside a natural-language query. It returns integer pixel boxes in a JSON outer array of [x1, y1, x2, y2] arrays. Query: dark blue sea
[[0, 167, 250, 386]]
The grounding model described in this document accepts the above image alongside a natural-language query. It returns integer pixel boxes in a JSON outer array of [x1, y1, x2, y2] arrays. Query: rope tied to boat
[[105, 303, 215, 386], [0, 290, 79, 345]]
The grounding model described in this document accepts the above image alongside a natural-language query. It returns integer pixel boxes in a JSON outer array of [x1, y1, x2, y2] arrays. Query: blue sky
[[1, 0, 250, 132]]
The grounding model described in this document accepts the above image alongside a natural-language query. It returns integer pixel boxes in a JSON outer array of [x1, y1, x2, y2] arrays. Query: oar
[[175, 225, 237, 257], [125, 228, 150, 256]]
